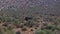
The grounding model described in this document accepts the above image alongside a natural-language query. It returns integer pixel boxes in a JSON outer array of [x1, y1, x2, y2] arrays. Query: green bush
[[0, 27, 6, 34], [8, 26, 13, 31], [46, 25, 56, 30], [35, 30, 55, 34], [0, 27, 3, 34], [8, 30, 15, 34], [13, 19, 19, 25], [6, 17, 12, 22], [0, 16, 3, 22], [6, 17, 19, 25], [25, 20, 34, 27]]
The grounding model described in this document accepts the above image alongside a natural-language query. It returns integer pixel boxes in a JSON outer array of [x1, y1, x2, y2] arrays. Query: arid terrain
[[0, 0, 60, 34]]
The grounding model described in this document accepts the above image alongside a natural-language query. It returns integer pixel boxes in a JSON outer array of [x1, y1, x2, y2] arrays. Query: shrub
[[8, 26, 13, 31], [0, 27, 3, 34], [0, 16, 2, 22], [0, 27, 6, 34], [8, 30, 15, 34], [35, 30, 55, 34], [25, 20, 35, 27], [46, 25, 56, 29], [13, 19, 19, 25], [6, 17, 12, 22]]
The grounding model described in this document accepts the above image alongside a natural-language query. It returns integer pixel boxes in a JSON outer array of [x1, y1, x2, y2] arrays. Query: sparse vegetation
[[0, 0, 60, 34], [0, 14, 60, 34]]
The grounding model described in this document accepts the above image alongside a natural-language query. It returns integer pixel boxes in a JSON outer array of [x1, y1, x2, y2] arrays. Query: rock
[[16, 31, 21, 34]]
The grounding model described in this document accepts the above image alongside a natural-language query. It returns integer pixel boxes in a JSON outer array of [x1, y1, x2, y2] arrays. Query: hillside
[[0, 0, 60, 34], [0, 0, 60, 15]]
